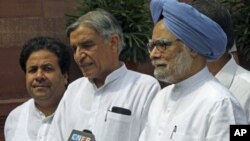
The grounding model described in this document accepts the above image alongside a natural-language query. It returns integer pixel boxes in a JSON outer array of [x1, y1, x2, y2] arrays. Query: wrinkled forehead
[[152, 20, 178, 41], [69, 25, 100, 45]]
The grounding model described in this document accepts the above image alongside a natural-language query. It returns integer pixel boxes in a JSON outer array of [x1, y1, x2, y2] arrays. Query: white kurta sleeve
[[140, 82, 161, 129], [206, 98, 247, 141], [4, 106, 22, 141]]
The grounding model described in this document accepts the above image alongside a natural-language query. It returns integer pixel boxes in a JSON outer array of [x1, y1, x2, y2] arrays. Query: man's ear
[[110, 34, 120, 53], [190, 49, 199, 58]]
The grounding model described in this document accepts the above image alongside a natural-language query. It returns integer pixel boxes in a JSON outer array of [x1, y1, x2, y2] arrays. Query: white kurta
[[46, 64, 161, 141], [139, 67, 247, 141], [215, 55, 250, 123], [4, 99, 53, 141]]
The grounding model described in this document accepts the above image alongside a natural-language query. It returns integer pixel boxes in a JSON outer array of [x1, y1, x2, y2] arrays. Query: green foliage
[[220, 0, 250, 60], [65, 0, 153, 64]]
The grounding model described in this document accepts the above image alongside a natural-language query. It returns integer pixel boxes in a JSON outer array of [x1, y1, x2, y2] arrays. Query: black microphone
[[82, 130, 95, 141], [68, 129, 96, 141]]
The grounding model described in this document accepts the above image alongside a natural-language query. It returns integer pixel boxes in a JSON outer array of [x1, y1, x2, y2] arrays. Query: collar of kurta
[[173, 66, 213, 97], [88, 63, 127, 88], [215, 54, 237, 88], [30, 99, 54, 120]]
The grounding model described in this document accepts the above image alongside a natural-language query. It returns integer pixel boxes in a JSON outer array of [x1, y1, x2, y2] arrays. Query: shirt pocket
[[102, 111, 133, 141]]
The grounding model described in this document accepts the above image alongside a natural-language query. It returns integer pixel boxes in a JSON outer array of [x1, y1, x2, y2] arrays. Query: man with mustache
[[46, 9, 160, 141], [139, 0, 247, 141], [4, 36, 71, 141]]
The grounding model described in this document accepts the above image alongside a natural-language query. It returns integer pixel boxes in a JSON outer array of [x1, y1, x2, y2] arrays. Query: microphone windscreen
[[82, 130, 96, 141]]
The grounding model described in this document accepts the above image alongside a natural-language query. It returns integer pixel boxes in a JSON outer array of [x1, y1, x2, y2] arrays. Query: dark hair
[[191, 0, 234, 51], [19, 36, 71, 74]]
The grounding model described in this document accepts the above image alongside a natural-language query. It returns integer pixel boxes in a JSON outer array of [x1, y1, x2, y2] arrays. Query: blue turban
[[150, 0, 227, 61]]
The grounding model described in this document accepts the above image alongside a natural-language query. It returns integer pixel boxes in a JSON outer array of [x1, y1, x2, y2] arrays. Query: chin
[[81, 70, 95, 77], [154, 68, 175, 83], [155, 75, 172, 83]]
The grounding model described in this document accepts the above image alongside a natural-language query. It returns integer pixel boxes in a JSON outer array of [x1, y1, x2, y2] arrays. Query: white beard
[[152, 46, 193, 83]]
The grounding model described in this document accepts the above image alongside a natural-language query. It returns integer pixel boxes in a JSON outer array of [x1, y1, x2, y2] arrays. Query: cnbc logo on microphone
[[230, 125, 250, 141], [70, 133, 91, 141], [68, 129, 95, 141], [70, 133, 82, 141]]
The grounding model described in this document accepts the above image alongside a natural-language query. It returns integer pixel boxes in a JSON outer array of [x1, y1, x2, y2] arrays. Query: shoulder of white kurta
[[6, 99, 33, 119], [126, 70, 160, 86], [236, 66, 250, 83], [64, 77, 89, 94], [4, 99, 33, 136], [67, 77, 87, 88], [201, 79, 234, 100]]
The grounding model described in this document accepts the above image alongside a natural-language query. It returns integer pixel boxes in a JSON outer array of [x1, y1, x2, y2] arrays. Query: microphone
[[82, 130, 95, 141], [68, 129, 96, 141]]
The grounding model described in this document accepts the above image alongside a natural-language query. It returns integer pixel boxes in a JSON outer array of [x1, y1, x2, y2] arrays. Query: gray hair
[[66, 9, 125, 54]]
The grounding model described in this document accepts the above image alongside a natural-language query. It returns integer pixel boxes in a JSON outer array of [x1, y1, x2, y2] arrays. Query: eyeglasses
[[147, 39, 179, 53]]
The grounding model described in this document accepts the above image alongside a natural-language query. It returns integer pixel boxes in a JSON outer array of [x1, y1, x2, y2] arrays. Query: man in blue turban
[[139, 0, 247, 141]]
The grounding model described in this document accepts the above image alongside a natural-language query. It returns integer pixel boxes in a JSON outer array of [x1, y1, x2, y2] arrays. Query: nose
[[74, 46, 87, 62], [35, 69, 46, 82], [150, 47, 161, 59]]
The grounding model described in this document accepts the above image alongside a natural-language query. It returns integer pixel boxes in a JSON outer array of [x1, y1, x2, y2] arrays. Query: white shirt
[[139, 67, 247, 141], [229, 42, 237, 53], [216, 55, 250, 123], [4, 99, 53, 141], [46, 64, 161, 141]]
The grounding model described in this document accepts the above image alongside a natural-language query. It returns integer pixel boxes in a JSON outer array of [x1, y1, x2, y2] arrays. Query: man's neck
[[207, 53, 230, 75], [35, 101, 57, 117], [93, 62, 122, 88]]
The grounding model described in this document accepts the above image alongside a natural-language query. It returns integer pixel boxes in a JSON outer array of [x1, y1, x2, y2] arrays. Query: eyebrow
[[79, 39, 93, 44], [78, 39, 95, 46], [71, 38, 92, 46], [27, 63, 54, 68]]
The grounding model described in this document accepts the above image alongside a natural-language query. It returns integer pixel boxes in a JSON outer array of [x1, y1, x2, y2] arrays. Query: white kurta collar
[[30, 99, 54, 120], [215, 55, 237, 88], [175, 66, 211, 90], [88, 63, 127, 88], [105, 63, 127, 84]]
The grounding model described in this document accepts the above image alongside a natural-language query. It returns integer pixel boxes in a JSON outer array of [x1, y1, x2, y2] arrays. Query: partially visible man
[[191, 0, 250, 123], [46, 9, 160, 141], [139, 0, 247, 141], [4, 36, 71, 141], [181, 0, 240, 64], [229, 42, 240, 64]]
